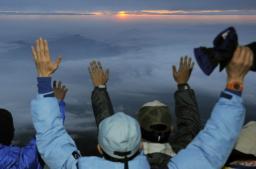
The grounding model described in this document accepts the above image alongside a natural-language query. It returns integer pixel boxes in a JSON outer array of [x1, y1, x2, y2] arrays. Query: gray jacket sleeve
[[172, 85, 202, 152], [91, 87, 114, 127]]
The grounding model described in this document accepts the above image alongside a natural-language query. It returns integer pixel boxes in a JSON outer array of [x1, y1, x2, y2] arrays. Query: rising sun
[[117, 11, 128, 19]]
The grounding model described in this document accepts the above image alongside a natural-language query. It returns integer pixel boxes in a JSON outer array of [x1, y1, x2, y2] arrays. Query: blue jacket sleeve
[[31, 94, 80, 169], [19, 138, 43, 169], [168, 91, 245, 169], [59, 100, 66, 124]]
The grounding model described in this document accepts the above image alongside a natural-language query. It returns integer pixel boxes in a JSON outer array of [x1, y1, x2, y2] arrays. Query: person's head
[[0, 109, 14, 145], [97, 112, 141, 169], [137, 100, 172, 143]]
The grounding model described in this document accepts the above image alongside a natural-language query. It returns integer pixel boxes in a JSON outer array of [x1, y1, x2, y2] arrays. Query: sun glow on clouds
[[0, 9, 256, 16], [141, 10, 225, 15], [116, 11, 128, 19], [0, 9, 256, 23]]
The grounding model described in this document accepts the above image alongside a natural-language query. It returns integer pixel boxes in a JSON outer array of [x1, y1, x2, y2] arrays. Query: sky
[[0, 0, 256, 155], [0, 0, 256, 11]]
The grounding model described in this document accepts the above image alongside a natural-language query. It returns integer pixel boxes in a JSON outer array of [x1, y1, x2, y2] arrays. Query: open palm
[[32, 38, 61, 77]]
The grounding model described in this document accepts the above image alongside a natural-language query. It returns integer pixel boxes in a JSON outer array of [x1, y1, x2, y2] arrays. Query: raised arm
[[171, 56, 201, 152], [31, 38, 80, 169], [168, 47, 253, 169], [53, 80, 68, 123], [88, 61, 114, 127]]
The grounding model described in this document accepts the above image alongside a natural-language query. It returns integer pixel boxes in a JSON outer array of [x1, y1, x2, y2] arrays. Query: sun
[[117, 11, 128, 19]]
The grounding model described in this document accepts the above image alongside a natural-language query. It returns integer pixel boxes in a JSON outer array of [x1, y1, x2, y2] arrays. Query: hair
[[0, 109, 14, 145]]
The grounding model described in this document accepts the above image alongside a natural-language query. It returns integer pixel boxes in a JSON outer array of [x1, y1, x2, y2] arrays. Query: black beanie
[[0, 109, 14, 145]]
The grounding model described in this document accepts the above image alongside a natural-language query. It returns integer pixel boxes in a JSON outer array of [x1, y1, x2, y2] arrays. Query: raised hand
[[53, 80, 68, 101], [172, 56, 194, 85], [226, 47, 253, 84], [88, 60, 109, 87], [32, 38, 62, 77]]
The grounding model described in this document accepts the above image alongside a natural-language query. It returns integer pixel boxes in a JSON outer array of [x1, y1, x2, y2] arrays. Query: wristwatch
[[178, 83, 190, 90], [226, 82, 243, 92]]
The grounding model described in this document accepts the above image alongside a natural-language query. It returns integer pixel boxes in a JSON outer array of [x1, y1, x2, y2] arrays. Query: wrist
[[176, 81, 188, 85], [227, 77, 244, 84], [226, 81, 244, 92], [177, 83, 190, 90], [37, 71, 51, 77]]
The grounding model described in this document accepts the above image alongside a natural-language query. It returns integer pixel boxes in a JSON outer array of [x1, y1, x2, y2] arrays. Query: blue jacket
[[31, 90, 245, 169], [0, 101, 65, 169], [0, 139, 42, 169]]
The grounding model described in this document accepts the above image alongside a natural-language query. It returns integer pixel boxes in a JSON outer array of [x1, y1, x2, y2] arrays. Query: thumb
[[172, 65, 177, 76], [104, 69, 110, 82], [53, 56, 62, 69], [105, 69, 109, 78]]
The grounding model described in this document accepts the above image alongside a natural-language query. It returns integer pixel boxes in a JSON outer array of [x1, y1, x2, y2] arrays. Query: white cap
[[235, 121, 256, 156], [142, 100, 167, 107], [98, 112, 141, 159]]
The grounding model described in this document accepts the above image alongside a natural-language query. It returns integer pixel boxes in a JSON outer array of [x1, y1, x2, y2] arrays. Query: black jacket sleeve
[[171, 85, 202, 153], [91, 87, 114, 127]]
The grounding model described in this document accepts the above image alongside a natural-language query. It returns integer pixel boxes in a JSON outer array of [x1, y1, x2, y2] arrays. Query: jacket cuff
[[96, 85, 106, 89], [225, 88, 242, 97], [94, 86, 107, 91], [177, 83, 190, 90], [37, 77, 54, 97], [220, 89, 242, 101]]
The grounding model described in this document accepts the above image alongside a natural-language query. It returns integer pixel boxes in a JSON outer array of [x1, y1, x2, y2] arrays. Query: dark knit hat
[[137, 100, 172, 143], [0, 109, 14, 145]]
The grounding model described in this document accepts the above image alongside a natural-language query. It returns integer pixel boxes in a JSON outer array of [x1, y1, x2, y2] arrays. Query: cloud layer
[[0, 14, 255, 152]]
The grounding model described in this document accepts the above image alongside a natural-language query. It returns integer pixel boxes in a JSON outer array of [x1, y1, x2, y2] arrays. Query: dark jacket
[[91, 85, 201, 169]]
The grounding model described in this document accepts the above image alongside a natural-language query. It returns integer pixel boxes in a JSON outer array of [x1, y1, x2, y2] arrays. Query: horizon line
[[0, 9, 256, 16]]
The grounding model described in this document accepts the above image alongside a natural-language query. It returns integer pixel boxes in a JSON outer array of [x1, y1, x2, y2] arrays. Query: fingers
[[179, 57, 183, 70], [33, 37, 53, 60], [97, 61, 103, 71], [36, 39, 41, 57], [249, 48, 254, 67], [33, 38, 46, 61], [240, 47, 247, 62], [53, 80, 57, 88], [61, 85, 68, 93], [105, 68, 110, 81], [44, 40, 50, 58], [57, 81, 62, 89], [244, 47, 253, 68], [88, 60, 109, 86], [178, 56, 194, 70], [39, 38, 44, 59], [53, 80, 61, 89], [235, 47, 253, 68], [64, 88, 69, 95], [233, 47, 242, 61], [184, 56, 188, 68], [53, 80, 68, 91], [89, 60, 107, 74], [32, 47, 37, 61], [172, 65, 177, 76], [188, 57, 192, 67], [90, 60, 97, 73], [191, 61, 195, 68]]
